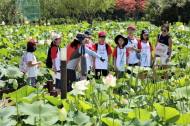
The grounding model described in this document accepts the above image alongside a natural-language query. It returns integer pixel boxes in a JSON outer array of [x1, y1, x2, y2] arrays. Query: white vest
[[85, 54, 93, 71], [116, 47, 127, 71], [140, 42, 151, 67], [95, 44, 108, 70], [55, 49, 61, 79], [126, 38, 139, 64]]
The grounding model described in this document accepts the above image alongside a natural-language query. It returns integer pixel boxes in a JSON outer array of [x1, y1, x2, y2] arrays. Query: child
[[25, 39, 41, 86], [113, 35, 128, 78], [139, 30, 153, 67], [94, 31, 112, 79], [49, 33, 62, 89], [125, 25, 141, 66]]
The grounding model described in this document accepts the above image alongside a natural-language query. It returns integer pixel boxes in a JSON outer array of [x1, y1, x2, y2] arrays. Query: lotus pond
[[0, 21, 190, 126]]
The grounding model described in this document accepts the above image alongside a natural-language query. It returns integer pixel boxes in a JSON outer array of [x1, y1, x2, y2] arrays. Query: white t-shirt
[[125, 38, 139, 64], [54, 49, 61, 79], [25, 52, 38, 78]]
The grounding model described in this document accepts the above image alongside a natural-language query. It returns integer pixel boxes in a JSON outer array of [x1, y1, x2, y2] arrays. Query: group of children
[[21, 23, 172, 91]]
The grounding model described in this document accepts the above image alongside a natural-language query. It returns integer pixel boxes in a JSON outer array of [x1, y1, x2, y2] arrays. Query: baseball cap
[[98, 31, 106, 37]]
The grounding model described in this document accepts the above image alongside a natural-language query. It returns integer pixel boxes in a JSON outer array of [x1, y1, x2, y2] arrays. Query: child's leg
[[95, 69, 101, 79], [55, 79, 61, 89], [102, 69, 108, 77], [117, 71, 125, 78], [28, 77, 36, 86], [67, 69, 76, 92]]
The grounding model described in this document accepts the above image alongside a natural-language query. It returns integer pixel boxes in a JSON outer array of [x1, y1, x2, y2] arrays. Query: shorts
[[55, 79, 61, 89], [95, 69, 108, 79], [67, 69, 76, 92], [116, 71, 125, 78], [155, 56, 169, 65], [27, 77, 36, 86]]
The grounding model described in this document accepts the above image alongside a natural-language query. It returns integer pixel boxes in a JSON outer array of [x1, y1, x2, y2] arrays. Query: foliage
[[116, 0, 147, 18], [0, 21, 190, 125], [145, 0, 190, 25]]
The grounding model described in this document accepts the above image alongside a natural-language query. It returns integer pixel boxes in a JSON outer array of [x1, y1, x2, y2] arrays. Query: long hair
[[27, 43, 36, 52], [161, 23, 170, 32], [140, 30, 149, 41], [70, 39, 80, 49]]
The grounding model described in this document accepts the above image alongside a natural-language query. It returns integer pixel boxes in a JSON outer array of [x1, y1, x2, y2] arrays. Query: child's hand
[[114, 66, 118, 71], [52, 67, 57, 73], [37, 61, 41, 67]]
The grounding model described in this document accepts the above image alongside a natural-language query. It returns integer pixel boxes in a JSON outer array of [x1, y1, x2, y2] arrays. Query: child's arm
[[27, 61, 41, 67], [168, 37, 172, 58]]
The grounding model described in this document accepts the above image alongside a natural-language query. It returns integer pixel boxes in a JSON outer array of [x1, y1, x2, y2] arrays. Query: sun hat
[[114, 35, 128, 45]]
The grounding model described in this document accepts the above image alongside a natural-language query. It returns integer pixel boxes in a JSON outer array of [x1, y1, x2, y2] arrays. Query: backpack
[[19, 52, 28, 73], [46, 43, 58, 68], [95, 43, 109, 54]]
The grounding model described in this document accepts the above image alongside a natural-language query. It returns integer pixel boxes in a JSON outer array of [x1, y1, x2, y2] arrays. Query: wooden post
[[60, 48, 67, 99]]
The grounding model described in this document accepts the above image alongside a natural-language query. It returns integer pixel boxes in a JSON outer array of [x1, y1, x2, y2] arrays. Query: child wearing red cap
[[94, 31, 112, 79], [25, 39, 41, 86]]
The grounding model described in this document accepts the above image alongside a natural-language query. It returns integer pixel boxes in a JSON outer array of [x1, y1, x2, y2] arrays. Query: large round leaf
[[176, 113, 190, 125], [153, 103, 180, 123], [73, 111, 90, 125], [101, 117, 122, 126], [127, 108, 151, 121], [20, 100, 59, 125]]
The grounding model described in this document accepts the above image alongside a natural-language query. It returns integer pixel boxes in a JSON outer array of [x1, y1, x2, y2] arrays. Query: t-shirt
[[25, 52, 38, 78], [67, 44, 80, 62], [51, 47, 58, 60]]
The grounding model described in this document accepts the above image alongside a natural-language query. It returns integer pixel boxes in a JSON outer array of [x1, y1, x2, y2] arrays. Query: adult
[[154, 24, 172, 67], [67, 33, 105, 91], [94, 31, 112, 79]]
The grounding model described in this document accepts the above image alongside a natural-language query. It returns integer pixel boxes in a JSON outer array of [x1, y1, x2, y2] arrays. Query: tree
[[0, 0, 114, 24], [0, 0, 17, 24], [116, 0, 148, 22], [40, 0, 115, 24], [145, 0, 189, 25]]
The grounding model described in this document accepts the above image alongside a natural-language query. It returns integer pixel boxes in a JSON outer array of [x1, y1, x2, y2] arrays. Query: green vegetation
[[0, 21, 190, 125]]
